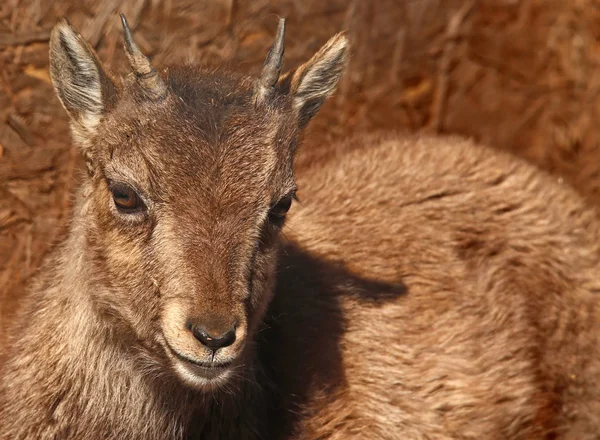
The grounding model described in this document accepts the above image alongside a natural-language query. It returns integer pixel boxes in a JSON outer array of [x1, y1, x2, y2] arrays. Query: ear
[[278, 32, 349, 128], [49, 18, 116, 148]]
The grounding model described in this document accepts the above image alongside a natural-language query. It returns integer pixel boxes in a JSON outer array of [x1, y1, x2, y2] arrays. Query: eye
[[268, 193, 294, 227], [109, 182, 145, 214]]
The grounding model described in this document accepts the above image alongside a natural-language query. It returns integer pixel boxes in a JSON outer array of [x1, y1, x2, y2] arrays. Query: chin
[[162, 342, 240, 390], [172, 359, 234, 389]]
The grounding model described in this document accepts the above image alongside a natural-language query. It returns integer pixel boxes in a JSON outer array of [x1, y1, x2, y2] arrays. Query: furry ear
[[49, 18, 116, 148], [279, 32, 349, 128]]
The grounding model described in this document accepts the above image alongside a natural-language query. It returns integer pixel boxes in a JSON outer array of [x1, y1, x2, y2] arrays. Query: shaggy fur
[[272, 133, 600, 439], [1, 17, 600, 440]]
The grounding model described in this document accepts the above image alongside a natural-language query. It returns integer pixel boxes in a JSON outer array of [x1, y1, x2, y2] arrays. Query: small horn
[[256, 18, 286, 102], [120, 14, 167, 101]]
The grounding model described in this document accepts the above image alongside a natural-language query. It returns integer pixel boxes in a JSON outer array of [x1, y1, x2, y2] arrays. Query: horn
[[256, 18, 286, 102], [120, 14, 167, 101]]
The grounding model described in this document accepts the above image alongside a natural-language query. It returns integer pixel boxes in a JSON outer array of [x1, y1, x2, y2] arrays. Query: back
[[270, 133, 600, 439]]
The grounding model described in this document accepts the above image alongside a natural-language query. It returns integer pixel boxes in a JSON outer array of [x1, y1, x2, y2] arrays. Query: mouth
[[164, 342, 234, 383]]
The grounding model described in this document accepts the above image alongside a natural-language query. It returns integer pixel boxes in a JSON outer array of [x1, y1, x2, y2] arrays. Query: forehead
[[98, 68, 295, 203]]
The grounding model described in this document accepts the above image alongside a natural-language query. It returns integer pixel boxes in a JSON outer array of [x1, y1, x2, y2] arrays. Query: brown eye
[[268, 194, 294, 227], [109, 182, 145, 214]]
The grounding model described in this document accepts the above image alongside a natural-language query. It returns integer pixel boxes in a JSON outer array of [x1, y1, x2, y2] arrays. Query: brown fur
[[1, 17, 600, 440], [271, 133, 600, 439]]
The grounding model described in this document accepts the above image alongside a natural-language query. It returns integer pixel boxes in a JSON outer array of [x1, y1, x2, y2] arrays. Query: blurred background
[[1, 0, 600, 341]]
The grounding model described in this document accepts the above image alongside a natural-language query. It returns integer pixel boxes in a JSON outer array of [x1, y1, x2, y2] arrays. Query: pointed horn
[[120, 14, 167, 101], [256, 18, 286, 102]]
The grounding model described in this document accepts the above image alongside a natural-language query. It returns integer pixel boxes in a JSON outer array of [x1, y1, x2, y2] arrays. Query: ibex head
[[49, 15, 348, 388]]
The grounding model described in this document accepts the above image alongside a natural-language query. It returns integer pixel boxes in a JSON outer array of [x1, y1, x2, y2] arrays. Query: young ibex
[[1, 14, 599, 440]]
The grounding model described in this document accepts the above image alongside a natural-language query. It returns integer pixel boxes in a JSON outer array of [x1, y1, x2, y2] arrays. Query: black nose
[[191, 325, 236, 351]]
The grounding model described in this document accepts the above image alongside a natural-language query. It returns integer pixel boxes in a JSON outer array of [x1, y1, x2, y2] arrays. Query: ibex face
[[48, 16, 348, 388]]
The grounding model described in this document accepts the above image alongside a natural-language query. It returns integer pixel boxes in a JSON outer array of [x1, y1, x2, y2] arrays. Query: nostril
[[191, 325, 236, 351]]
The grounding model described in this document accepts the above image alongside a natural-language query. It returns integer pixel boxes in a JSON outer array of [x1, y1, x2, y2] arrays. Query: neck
[[2, 262, 195, 439]]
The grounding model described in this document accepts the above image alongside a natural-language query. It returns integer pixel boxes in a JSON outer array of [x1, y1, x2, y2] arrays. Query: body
[[269, 133, 600, 438]]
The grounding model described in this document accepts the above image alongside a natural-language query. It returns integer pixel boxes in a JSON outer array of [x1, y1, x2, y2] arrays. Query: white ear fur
[[287, 33, 349, 127], [49, 19, 114, 148]]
